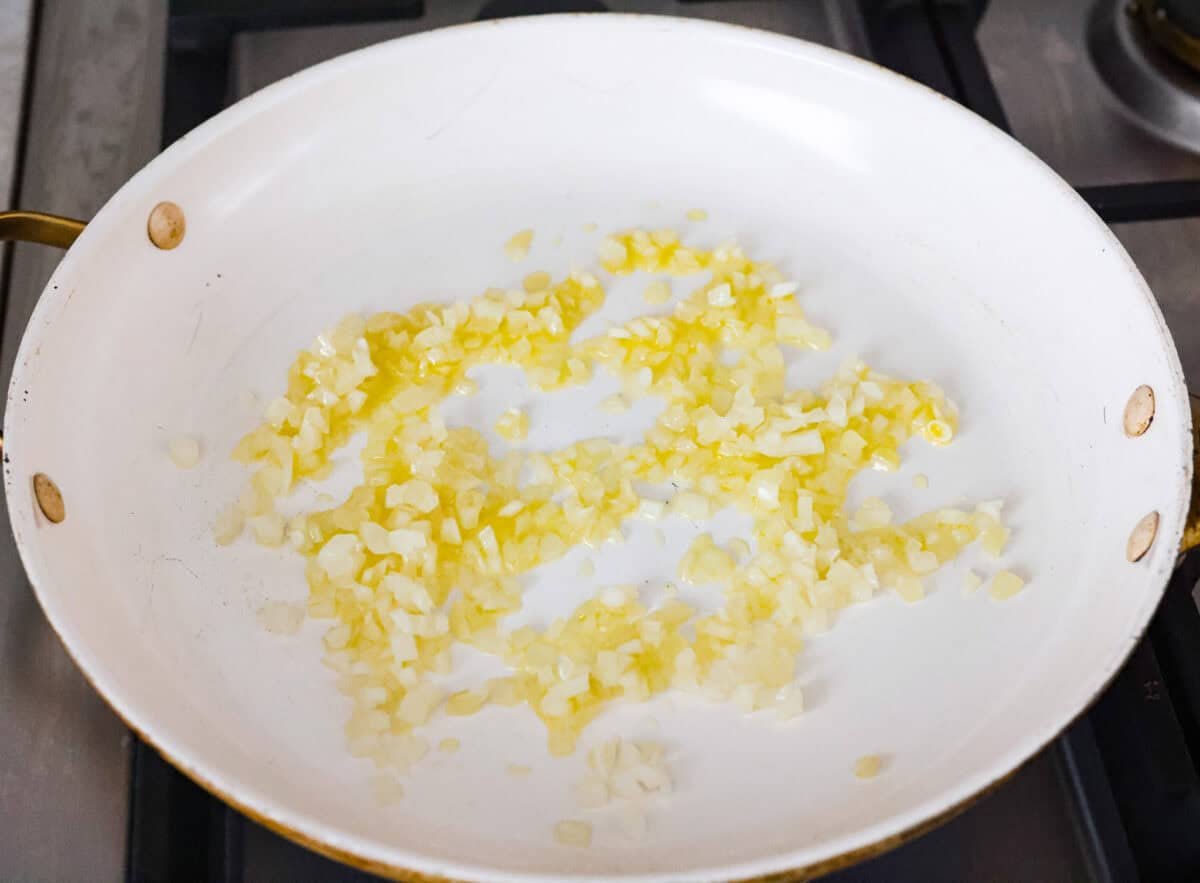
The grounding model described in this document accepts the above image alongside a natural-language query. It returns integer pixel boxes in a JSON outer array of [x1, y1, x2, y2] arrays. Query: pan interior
[[4, 16, 1188, 882]]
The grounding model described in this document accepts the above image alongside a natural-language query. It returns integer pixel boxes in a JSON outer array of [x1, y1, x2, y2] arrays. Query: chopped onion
[[854, 754, 884, 779], [222, 225, 1014, 776], [553, 820, 592, 848], [168, 435, 201, 469]]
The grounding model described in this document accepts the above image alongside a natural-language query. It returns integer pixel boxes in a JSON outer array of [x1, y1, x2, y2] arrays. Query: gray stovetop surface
[[2, 1, 1197, 880], [0, 0, 29, 212]]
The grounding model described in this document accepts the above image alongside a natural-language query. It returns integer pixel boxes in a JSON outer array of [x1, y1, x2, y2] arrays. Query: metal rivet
[[1127, 511, 1159, 562], [147, 201, 185, 250], [1123, 385, 1155, 437], [33, 473, 64, 523]]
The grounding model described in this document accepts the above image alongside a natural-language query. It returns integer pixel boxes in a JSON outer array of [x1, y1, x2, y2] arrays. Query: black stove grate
[[127, 2, 1200, 881]]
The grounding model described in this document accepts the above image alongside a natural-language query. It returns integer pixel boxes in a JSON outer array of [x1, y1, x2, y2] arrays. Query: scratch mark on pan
[[425, 74, 498, 141], [187, 312, 203, 354], [161, 555, 200, 582]]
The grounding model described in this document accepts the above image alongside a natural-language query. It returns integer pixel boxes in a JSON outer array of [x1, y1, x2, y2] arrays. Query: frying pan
[[1, 14, 1195, 882]]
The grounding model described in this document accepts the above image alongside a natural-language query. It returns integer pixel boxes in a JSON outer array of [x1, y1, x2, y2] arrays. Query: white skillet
[[1, 14, 1192, 882]]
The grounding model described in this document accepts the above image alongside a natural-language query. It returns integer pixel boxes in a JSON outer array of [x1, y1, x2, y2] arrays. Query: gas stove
[[3, 2, 1200, 880]]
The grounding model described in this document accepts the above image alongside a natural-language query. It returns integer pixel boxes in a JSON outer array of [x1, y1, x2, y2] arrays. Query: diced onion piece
[[504, 229, 534, 261], [445, 689, 488, 716], [981, 524, 1011, 558], [598, 236, 627, 269], [989, 570, 1025, 601], [854, 754, 884, 779], [707, 283, 734, 307], [894, 576, 925, 603], [250, 513, 286, 547], [922, 419, 954, 445], [317, 534, 360, 579], [168, 435, 201, 469], [523, 271, 552, 292], [396, 683, 442, 726], [553, 820, 592, 848], [776, 686, 805, 720], [495, 408, 530, 441], [386, 480, 439, 513]]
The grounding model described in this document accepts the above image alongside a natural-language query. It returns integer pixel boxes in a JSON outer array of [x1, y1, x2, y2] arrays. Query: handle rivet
[[147, 201, 185, 250], [1123, 385, 1155, 437], [1127, 510, 1159, 562], [33, 473, 65, 523]]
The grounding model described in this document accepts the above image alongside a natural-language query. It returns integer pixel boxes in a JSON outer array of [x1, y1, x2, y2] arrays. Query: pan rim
[[4, 12, 1191, 882]]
